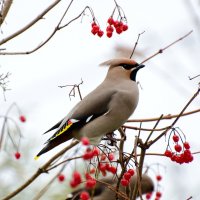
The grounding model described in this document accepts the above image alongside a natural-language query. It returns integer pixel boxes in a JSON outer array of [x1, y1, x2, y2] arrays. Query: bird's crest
[[99, 58, 138, 68]]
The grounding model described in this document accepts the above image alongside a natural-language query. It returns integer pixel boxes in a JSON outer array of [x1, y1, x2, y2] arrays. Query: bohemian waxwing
[[66, 174, 154, 200], [35, 58, 144, 159]]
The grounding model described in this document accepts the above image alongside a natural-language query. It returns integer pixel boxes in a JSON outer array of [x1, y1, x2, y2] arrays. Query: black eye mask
[[122, 63, 139, 70]]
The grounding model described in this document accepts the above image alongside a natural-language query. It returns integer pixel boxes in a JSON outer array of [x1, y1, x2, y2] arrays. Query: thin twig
[[140, 30, 193, 64], [127, 108, 200, 123], [0, 0, 62, 46], [130, 31, 145, 59], [2, 140, 79, 200]]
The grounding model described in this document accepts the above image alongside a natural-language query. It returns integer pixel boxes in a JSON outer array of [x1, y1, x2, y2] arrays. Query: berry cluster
[[82, 146, 100, 160], [120, 169, 135, 187], [70, 171, 82, 188], [90, 17, 128, 38], [91, 22, 104, 37], [106, 17, 128, 38], [164, 129, 193, 164]]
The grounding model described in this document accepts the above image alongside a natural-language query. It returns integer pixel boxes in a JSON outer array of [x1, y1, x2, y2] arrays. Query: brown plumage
[[35, 58, 145, 160]]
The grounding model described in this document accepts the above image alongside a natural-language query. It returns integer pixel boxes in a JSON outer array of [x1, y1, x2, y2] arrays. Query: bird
[[66, 174, 154, 200], [34, 58, 145, 160]]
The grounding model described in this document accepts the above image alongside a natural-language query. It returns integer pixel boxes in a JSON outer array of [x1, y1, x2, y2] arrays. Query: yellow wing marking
[[50, 123, 73, 141]]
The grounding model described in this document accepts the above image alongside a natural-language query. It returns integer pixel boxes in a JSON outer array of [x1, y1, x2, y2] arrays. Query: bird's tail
[[34, 132, 73, 160]]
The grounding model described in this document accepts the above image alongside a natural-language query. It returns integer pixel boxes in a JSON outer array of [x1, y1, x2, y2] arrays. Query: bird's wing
[[43, 87, 114, 144]]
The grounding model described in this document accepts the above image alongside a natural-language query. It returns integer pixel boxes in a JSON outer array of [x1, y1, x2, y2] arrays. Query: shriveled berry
[[80, 191, 90, 200], [120, 178, 129, 186], [81, 137, 90, 146], [58, 174, 65, 182], [19, 115, 26, 122], [174, 144, 182, 152], [172, 134, 179, 142], [15, 152, 21, 159], [183, 142, 190, 149], [91, 28, 97, 35], [90, 168, 96, 174]]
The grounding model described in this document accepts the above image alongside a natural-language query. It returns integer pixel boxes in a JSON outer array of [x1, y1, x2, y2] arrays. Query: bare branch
[[2, 140, 79, 200], [140, 30, 193, 64]]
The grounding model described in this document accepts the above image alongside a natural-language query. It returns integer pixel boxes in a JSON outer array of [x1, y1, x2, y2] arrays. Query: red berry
[[172, 134, 179, 142], [70, 180, 78, 188], [120, 178, 129, 186], [80, 191, 90, 200], [58, 174, 65, 182], [100, 154, 106, 161], [109, 166, 117, 174], [91, 22, 96, 27], [174, 144, 182, 152], [85, 172, 92, 180], [108, 153, 114, 161], [14, 152, 21, 159], [127, 169, 135, 176], [97, 30, 104, 37], [92, 25, 100, 32], [73, 171, 82, 184], [19, 115, 26, 122], [91, 28, 97, 35], [146, 193, 152, 199], [81, 137, 90, 145], [106, 31, 113, 38], [156, 175, 162, 181], [99, 163, 106, 172], [107, 17, 114, 25], [92, 147, 100, 156], [106, 25, 114, 32], [122, 24, 128, 31], [123, 172, 131, 180], [183, 142, 190, 149], [156, 191, 162, 198], [85, 179, 96, 189], [164, 150, 172, 158], [90, 168, 96, 174], [116, 27, 123, 34], [113, 21, 120, 28]]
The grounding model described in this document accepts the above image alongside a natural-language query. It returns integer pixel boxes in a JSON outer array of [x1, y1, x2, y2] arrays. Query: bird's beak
[[137, 64, 145, 69]]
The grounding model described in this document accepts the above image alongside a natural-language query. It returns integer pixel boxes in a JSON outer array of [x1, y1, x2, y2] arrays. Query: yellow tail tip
[[34, 156, 39, 160]]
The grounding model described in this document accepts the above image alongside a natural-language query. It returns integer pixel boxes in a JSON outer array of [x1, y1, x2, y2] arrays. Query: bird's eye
[[122, 63, 139, 70]]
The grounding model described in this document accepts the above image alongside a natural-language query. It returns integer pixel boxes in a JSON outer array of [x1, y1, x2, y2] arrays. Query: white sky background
[[0, 0, 200, 199]]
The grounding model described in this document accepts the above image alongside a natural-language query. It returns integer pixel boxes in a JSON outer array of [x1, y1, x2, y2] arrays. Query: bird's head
[[100, 58, 145, 82]]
